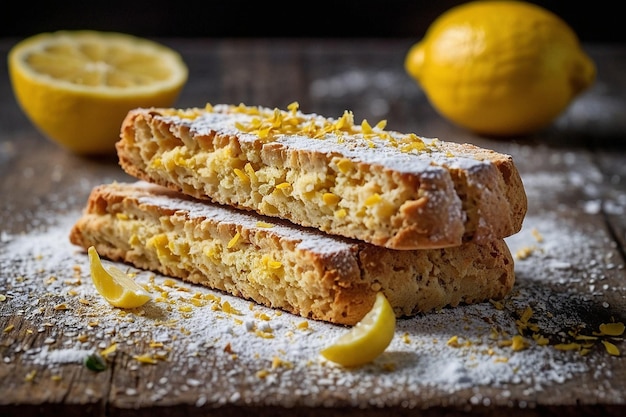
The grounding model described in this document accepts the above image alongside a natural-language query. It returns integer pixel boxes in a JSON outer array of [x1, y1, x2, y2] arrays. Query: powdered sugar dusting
[[163, 105, 493, 173], [1, 202, 624, 408], [135, 183, 355, 255]]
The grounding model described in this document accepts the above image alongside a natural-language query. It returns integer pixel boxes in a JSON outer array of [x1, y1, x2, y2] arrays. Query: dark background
[[1, 0, 623, 43]]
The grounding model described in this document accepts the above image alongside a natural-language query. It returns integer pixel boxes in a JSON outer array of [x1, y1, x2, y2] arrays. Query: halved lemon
[[87, 246, 152, 309], [8, 30, 188, 155], [321, 292, 396, 367]]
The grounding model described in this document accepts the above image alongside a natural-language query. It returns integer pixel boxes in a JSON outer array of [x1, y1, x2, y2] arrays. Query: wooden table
[[1, 38, 625, 416]]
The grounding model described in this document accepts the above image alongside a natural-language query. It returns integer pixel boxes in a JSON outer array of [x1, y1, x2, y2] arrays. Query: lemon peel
[[405, 1, 595, 137], [320, 292, 396, 367], [8, 30, 188, 155], [87, 246, 152, 309], [599, 322, 625, 337]]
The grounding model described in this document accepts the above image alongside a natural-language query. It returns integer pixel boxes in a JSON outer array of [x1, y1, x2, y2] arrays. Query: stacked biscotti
[[70, 103, 527, 325]]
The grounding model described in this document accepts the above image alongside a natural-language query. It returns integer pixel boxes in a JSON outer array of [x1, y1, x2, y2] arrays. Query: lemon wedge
[[8, 30, 188, 155], [321, 292, 396, 367], [87, 246, 152, 309]]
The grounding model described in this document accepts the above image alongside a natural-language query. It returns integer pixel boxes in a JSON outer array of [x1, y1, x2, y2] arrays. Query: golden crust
[[116, 105, 526, 250], [69, 182, 515, 325]]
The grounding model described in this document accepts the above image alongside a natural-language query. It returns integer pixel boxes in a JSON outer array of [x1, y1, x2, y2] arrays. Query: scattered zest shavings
[[554, 343, 581, 352], [508, 304, 624, 357], [225, 101, 434, 154], [601, 340, 621, 356], [221, 300, 242, 315], [256, 369, 270, 379], [255, 329, 275, 339], [24, 370, 37, 382], [510, 335, 530, 352], [598, 322, 625, 337], [447, 335, 471, 348], [271, 356, 294, 370], [515, 245, 537, 260], [134, 354, 158, 365], [100, 343, 118, 357]]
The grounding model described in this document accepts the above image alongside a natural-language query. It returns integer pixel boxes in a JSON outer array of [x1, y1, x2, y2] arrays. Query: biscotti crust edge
[[116, 104, 527, 249], [69, 182, 515, 326]]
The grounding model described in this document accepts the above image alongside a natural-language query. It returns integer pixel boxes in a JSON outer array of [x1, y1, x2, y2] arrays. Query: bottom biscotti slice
[[69, 181, 515, 326]]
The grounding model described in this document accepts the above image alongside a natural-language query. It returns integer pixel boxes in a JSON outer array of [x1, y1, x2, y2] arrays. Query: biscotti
[[116, 103, 527, 250], [69, 181, 515, 325]]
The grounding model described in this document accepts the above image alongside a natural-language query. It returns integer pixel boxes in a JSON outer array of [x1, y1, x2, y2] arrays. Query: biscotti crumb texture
[[116, 103, 527, 250], [69, 182, 515, 326]]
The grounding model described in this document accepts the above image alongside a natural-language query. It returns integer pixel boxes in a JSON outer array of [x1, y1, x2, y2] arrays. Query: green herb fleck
[[84, 352, 107, 372]]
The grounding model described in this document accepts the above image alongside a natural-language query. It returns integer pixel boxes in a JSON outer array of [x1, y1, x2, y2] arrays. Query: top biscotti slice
[[116, 103, 527, 250], [69, 181, 515, 326]]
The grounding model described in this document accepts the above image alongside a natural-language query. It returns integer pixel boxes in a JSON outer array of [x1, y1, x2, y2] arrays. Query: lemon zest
[[599, 322, 625, 336]]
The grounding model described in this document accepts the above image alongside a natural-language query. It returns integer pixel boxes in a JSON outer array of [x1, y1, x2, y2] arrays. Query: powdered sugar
[[135, 183, 356, 255], [1, 200, 623, 408], [165, 105, 492, 173]]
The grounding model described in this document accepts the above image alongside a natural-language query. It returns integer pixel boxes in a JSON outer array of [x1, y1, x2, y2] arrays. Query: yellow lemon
[[8, 30, 188, 155], [320, 292, 396, 367], [88, 246, 152, 309], [405, 1, 596, 136]]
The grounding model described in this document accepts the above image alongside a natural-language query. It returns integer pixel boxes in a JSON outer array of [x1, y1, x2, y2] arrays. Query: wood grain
[[1, 38, 625, 416]]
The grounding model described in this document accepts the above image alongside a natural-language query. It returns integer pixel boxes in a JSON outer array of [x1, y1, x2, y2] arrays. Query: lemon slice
[[321, 292, 396, 367], [8, 30, 188, 155], [87, 246, 152, 309]]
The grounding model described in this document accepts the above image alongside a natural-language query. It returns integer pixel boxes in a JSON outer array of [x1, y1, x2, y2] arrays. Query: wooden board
[[1, 38, 625, 416]]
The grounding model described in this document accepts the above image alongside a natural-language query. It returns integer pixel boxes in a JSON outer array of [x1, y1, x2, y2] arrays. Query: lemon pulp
[[88, 246, 152, 309], [321, 292, 396, 367], [8, 30, 188, 154]]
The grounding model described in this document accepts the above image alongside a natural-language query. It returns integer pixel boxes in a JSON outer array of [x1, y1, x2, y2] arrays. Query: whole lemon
[[405, 1, 596, 137]]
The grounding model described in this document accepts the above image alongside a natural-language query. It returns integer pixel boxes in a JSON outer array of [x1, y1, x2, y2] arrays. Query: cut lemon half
[[8, 30, 188, 155], [87, 246, 152, 309], [321, 292, 396, 367]]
